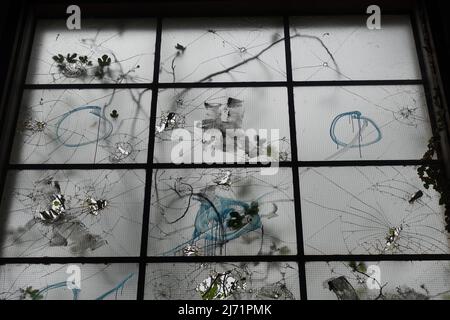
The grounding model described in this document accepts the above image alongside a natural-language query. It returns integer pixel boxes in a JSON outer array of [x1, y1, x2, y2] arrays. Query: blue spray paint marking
[[95, 273, 134, 300], [34, 273, 134, 300], [329, 111, 382, 157], [36, 281, 80, 300], [163, 196, 262, 256], [193, 197, 261, 240], [56, 105, 113, 147]]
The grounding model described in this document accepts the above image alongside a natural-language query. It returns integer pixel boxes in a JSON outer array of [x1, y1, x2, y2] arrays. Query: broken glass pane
[[145, 262, 299, 300], [0, 169, 145, 257], [0, 263, 138, 300], [160, 17, 286, 82], [300, 166, 450, 255], [10, 89, 151, 164], [306, 261, 450, 300], [154, 87, 291, 163], [26, 19, 156, 84], [290, 15, 421, 81], [149, 168, 297, 256], [295, 85, 432, 160]]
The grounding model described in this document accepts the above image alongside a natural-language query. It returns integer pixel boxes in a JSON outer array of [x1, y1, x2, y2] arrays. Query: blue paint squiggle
[[33, 273, 134, 300], [163, 196, 262, 256], [330, 111, 382, 148], [56, 105, 113, 147], [95, 273, 134, 300], [193, 197, 261, 241]]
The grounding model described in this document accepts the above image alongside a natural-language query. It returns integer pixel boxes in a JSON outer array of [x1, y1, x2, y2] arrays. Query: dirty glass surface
[[306, 261, 450, 300], [1, 13, 449, 301], [295, 86, 432, 161], [26, 19, 156, 84], [290, 15, 421, 81], [148, 168, 297, 256], [300, 166, 449, 255], [0, 263, 138, 300], [10, 89, 151, 164], [160, 17, 286, 83], [0, 170, 145, 257], [145, 262, 300, 300], [154, 87, 291, 163]]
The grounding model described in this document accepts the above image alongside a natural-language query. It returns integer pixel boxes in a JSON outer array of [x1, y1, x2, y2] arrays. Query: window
[[0, 1, 449, 301]]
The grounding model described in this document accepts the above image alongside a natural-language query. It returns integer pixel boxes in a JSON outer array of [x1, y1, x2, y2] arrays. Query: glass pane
[[145, 262, 299, 300], [300, 166, 449, 255], [26, 19, 156, 84], [0, 263, 138, 300], [154, 87, 291, 163], [0, 169, 145, 257], [290, 15, 421, 81], [295, 86, 432, 160], [149, 168, 297, 256], [306, 261, 450, 300], [160, 17, 286, 82], [11, 89, 151, 164]]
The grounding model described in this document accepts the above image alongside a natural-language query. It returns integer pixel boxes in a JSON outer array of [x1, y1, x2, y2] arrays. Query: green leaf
[[202, 282, 219, 300], [356, 262, 367, 274], [279, 246, 290, 255]]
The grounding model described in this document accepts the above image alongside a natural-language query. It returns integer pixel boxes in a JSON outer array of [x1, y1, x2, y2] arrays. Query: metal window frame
[[0, 0, 449, 301]]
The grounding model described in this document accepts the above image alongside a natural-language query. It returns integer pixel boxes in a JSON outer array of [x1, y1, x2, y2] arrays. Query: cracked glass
[[0, 12, 448, 301]]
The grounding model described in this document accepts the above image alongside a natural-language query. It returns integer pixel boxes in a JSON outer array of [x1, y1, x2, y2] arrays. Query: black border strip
[[7, 160, 439, 170], [1, 254, 449, 266], [23, 79, 423, 90]]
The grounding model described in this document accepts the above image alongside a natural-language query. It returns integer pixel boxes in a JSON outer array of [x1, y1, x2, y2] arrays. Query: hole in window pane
[[290, 15, 421, 81], [154, 87, 291, 163], [0, 263, 138, 300], [145, 262, 300, 300], [300, 166, 450, 255], [160, 17, 286, 82], [306, 261, 450, 300], [26, 19, 156, 84], [10, 89, 151, 164], [295, 85, 432, 161], [0, 169, 145, 257], [149, 168, 297, 256]]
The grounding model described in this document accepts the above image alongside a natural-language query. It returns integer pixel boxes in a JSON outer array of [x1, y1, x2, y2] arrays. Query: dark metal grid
[[283, 15, 308, 300], [0, 2, 448, 302], [22, 79, 424, 90]]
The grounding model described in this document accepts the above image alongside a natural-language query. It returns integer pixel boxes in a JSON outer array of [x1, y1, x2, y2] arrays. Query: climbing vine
[[417, 136, 450, 232]]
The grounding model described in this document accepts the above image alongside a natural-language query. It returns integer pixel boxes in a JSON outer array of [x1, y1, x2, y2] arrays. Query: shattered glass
[[0, 264, 138, 300], [160, 17, 286, 82], [26, 19, 156, 84], [290, 15, 421, 81], [145, 262, 300, 300], [148, 168, 297, 256], [0, 170, 145, 257], [154, 87, 291, 163], [306, 261, 450, 300], [0, 13, 448, 301], [10, 89, 151, 164], [300, 166, 450, 255], [295, 86, 433, 160]]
